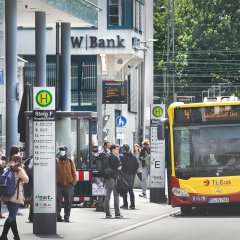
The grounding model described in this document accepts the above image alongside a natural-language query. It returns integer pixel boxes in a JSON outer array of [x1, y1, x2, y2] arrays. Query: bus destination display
[[102, 80, 128, 104], [175, 105, 240, 124]]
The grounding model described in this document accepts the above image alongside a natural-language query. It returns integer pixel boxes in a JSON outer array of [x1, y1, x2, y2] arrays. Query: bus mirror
[[157, 118, 168, 140]]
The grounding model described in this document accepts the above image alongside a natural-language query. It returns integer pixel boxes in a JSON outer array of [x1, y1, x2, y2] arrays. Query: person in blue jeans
[[0, 155, 29, 240]]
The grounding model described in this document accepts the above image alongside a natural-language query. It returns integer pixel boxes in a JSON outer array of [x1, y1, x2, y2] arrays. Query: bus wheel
[[181, 206, 192, 215]]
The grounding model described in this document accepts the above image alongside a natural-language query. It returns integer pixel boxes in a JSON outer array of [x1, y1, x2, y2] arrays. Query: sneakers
[[106, 213, 112, 218], [129, 205, 135, 210], [139, 192, 147, 198], [115, 214, 123, 219], [120, 205, 128, 209], [64, 218, 69, 222]]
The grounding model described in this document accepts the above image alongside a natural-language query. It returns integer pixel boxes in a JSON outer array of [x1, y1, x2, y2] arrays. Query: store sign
[[71, 35, 125, 49], [33, 87, 56, 213]]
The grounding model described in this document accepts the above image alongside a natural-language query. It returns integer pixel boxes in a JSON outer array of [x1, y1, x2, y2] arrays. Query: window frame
[[107, 0, 133, 29]]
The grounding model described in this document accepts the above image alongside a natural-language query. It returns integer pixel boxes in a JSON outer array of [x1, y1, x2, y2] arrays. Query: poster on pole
[[33, 87, 56, 213], [150, 104, 166, 188]]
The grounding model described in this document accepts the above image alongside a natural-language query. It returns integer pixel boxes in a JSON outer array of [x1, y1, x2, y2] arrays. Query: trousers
[[57, 184, 74, 219]]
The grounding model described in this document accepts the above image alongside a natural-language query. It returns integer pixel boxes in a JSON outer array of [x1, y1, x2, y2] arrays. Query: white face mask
[[59, 151, 66, 157]]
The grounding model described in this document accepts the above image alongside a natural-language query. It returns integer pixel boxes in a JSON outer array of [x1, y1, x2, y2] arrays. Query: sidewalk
[[0, 189, 179, 240]]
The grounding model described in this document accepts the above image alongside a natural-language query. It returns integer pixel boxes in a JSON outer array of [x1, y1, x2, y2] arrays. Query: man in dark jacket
[[104, 144, 123, 218], [120, 144, 139, 209]]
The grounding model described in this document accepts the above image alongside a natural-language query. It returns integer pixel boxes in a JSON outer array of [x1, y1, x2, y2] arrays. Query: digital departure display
[[175, 105, 240, 124], [102, 80, 128, 104]]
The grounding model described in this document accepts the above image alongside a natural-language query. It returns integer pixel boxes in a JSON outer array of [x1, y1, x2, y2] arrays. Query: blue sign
[[0, 70, 4, 85], [116, 116, 127, 127]]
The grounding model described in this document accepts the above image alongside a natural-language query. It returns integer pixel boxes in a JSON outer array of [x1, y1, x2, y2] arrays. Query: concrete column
[[60, 22, 71, 111], [33, 11, 56, 235], [35, 11, 46, 87], [5, 0, 17, 158], [56, 23, 71, 151]]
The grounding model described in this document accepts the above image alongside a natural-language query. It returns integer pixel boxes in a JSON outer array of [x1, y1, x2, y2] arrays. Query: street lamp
[[135, 39, 157, 141]]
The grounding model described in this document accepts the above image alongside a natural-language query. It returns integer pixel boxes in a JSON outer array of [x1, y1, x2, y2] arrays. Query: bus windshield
[[173, 123, 240, 179]]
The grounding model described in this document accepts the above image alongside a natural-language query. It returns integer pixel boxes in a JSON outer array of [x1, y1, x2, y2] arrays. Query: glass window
[[173, 124, 240, 179], [128, 68, 138, 113], [133, 0, 144, 34], [71, 60, 97, 109], [108, 0, 126, 27]]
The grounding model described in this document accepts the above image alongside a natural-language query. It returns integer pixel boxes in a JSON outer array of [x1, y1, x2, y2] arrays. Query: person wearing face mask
[[89, 144, 99, 169], [56, 146, 77, 222]]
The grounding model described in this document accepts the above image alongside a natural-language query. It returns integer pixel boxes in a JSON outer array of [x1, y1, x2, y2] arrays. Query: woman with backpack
[[0, 155, 29, 240]]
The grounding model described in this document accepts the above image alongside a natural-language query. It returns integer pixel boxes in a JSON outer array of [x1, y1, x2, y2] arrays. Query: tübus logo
[[203, 179, 231, 186], [203, 179, 210, 186]]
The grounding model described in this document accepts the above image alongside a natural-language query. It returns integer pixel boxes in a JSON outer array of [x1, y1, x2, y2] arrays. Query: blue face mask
[[59, 151, 66, 157]]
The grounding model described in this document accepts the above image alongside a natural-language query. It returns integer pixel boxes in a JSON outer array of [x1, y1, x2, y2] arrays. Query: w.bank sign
[[71, 34, 125, 49]]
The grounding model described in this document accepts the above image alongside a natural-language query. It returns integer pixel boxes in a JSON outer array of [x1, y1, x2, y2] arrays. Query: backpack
[[0, 167, 17, 197], [96, 152, 108, 172], [96, 152, 114, 179]]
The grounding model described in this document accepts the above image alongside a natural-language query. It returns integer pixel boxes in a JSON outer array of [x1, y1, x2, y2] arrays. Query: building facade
[[2, 0, 154, 153]]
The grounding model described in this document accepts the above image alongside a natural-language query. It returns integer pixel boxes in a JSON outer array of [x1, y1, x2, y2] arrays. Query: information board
[[33, 87, 56, 214], [102, 80, 128, 104], [150, 104, 166, 188], [175, 105, 240, 124]]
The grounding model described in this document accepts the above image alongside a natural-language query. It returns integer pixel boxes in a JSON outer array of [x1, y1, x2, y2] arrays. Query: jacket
[[120, 152, 139, 175], [139, 147, 151, 167], [108, 153, 121, 179], [1, 168, 29, 205], [56, 157, 77, 186]]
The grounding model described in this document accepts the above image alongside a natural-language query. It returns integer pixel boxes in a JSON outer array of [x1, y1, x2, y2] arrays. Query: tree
[[154, 0, 240, 102]]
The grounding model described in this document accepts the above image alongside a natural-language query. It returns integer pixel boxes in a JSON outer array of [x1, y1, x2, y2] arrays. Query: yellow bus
[[158, 97, 240, 214]]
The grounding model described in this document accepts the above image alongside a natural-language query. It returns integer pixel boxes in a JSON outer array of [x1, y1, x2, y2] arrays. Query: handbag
[[116, 174, 129, 196]]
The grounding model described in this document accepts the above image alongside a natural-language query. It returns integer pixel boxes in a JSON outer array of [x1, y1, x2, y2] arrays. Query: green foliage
[[154, 0, 240, 102]]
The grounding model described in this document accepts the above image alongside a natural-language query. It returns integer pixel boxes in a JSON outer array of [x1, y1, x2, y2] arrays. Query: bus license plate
[[208, 197, 229, 203]]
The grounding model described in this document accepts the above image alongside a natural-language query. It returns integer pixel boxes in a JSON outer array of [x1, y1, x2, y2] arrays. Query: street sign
[[116, 126, 127, 133], [151, 104, 165, 120], [116, 116, 127, 127], [33, 87, 55, 110]]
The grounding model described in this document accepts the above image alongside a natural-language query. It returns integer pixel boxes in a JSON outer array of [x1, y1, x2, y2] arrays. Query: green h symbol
[[40, 92, 48, 104]]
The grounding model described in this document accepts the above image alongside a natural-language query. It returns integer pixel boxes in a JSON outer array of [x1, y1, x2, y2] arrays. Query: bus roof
[[170, 101, 240, 109], [170, 96, 240, 109]]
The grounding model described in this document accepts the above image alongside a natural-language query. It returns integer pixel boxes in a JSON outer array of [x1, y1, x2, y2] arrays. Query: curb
[[91, 209, 180, 240]]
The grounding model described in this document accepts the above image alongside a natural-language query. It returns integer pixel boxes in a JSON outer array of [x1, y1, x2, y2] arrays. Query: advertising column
[[33, 87, 56, 234], [150, 104, 167, 203]]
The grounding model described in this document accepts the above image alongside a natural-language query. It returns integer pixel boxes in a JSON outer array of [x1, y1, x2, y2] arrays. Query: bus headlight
[[172, 187, 189, 197]]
